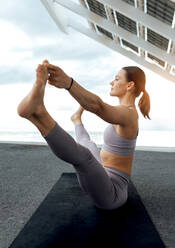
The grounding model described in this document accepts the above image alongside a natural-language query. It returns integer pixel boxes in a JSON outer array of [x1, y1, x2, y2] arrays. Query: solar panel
[[122, 0, 135, 6], [96, 25, 113, 39], [116, 12, 137, 35], [122, 39, 139, 54], [147, 28, 169, 51], [147, 0, 175, 25], [86, 0, 107, 18], [41, 0, 175, 83]]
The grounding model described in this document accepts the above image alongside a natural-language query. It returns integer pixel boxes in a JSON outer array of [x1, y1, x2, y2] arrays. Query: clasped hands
[[36, 59, 72, 89]]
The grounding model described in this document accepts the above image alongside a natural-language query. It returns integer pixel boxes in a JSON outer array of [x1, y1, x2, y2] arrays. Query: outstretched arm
[[67, 78, 101, 114], [45, 62, 101, 114]]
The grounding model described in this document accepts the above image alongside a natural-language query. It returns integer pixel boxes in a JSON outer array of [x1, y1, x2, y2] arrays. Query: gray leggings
[[43, 121, 131, 210]]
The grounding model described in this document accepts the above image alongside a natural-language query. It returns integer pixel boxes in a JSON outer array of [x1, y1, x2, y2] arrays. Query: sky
[[1, 0, 175, 137]]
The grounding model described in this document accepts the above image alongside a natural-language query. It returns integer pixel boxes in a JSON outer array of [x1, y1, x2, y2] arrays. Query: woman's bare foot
[[71, 105, 84, 124], [17, 79, 47, 119], [17, 62, 49, 119]]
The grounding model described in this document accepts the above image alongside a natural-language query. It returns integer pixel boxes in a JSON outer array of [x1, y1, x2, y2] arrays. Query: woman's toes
[[43, 60, 49, 65]]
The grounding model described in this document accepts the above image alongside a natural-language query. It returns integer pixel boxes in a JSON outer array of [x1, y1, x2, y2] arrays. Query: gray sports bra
[[102, 105, 138, 156]]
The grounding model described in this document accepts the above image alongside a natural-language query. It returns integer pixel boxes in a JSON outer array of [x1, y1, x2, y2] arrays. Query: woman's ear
[[127, 81, 135, 91], [128, 81, 135, 87]]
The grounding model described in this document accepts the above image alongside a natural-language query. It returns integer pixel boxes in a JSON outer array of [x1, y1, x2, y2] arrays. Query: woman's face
[[110, 69, 128, 96]]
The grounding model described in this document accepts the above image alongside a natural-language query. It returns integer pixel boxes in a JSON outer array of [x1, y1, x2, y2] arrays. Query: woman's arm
[[67, 78, 101, 114], [45, 62, 101, 113]]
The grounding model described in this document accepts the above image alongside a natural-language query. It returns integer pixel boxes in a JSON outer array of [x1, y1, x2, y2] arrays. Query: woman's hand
[[36, 60, 49, 84], [45, 63, 72, 89]]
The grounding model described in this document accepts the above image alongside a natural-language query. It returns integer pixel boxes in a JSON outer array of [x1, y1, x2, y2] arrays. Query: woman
[[17, 60, 151, 210]]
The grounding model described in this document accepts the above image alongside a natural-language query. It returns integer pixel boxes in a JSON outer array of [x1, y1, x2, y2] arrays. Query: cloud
[[0, 20, 119, 87], [0, 1, 117, 87], [0, 65, 35, 84], [1, 0, 175, 135], [0, 0, 61, 36]]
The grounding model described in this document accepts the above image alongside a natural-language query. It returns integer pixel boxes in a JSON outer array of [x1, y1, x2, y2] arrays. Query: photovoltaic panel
[[96, 25, 113, 39], [41, 0, 175, 82], [147, 0, 175, 26], [122, 0, 135, 6], [86, 0, 107, 18], [147, 28, 169, 51], [116, 12, 137, 35]]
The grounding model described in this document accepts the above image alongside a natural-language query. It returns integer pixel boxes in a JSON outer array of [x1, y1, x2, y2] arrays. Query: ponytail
[[122, 66, 151, 120], [138, 90, 151, 120]]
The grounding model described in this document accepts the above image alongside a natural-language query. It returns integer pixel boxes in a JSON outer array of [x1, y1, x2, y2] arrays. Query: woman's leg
[[17, 79, 127, 210], [74, 123, 102, 164], [71, 105, 102, 164], [43, 121, 128, 210], [71, 107, 108, 194]]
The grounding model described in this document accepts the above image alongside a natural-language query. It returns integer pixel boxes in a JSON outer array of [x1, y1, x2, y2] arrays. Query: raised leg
[[41, 120, 127, 210], [74, 123, 102, 164], [17, 68, 128, 210], [17, 68, 91, 166], [17, 63, 57, 137], [71, 105, 102, 164]]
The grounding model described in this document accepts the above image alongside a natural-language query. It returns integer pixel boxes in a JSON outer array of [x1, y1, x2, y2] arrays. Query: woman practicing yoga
[[17, 60, 151, 210]]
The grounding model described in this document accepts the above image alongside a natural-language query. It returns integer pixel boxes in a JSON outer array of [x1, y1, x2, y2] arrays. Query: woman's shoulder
[[115, 107, 139, 139]]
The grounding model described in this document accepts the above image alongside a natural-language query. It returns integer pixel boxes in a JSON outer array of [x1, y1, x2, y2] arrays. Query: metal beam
[[55, 0, 175, 66], [40, 0, 69, 34]]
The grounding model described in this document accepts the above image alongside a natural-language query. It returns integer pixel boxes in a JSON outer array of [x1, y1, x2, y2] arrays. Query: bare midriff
[[100, 148, 134, 175]]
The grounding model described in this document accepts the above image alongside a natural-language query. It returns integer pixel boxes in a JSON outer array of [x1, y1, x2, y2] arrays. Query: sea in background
[[0, 129, 175, 149], [1, 83, 175, 151]]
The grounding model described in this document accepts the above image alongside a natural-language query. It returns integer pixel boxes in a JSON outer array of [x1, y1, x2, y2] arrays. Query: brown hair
[[122, 66, 151, 120]]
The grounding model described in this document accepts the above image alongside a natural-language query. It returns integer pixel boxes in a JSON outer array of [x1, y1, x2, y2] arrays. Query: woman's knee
[[77, 143, 93, 163]]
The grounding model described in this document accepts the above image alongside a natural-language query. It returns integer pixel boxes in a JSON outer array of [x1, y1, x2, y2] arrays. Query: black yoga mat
[[9, 173, 165, 248]]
